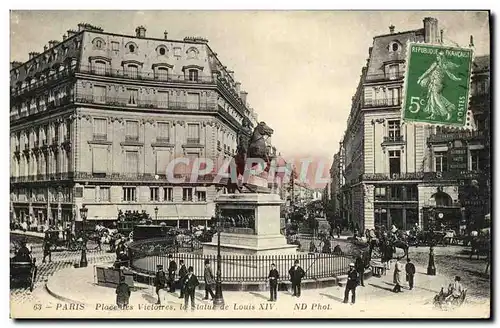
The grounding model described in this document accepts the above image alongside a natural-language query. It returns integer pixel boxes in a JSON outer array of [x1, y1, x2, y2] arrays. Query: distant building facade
[[10, 23, 260, 230], [337, 17, 490, 231]]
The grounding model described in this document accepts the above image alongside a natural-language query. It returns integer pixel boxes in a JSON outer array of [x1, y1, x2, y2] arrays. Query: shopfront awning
[[157, 216, 211, 221]]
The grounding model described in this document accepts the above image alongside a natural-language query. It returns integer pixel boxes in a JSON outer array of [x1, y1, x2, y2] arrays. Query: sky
[[9, 10, 490, 186]]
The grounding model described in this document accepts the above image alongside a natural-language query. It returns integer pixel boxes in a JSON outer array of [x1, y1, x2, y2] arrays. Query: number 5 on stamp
[[402, 43, 474, 126]]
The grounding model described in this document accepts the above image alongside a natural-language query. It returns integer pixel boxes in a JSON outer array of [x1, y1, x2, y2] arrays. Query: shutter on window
[[92, 147, 107, 173], [156, 150, 171, 174]]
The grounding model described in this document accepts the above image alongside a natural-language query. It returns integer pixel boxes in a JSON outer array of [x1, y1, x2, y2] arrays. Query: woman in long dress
[[393, 257, 403, 293], [416, 51, 462, 120]]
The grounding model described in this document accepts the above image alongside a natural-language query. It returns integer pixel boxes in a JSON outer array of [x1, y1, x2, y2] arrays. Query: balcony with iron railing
[[11, 66, 75, 97], [186, 138, 201, 144], [125, 135, 139, 142], [364, 71, 405, 82], [382, 135, 405, 144], [363, 98, 402, 108], [93, 133, 108, 142], [78, 65, 215, 84], [427, 130, 485, 144]]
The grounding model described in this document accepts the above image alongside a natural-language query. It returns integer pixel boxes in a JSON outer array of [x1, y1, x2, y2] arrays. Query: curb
[[45, 282, 87, 306]]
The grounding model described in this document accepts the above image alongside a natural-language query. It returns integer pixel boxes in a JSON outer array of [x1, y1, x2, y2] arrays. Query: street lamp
[[213, 207, 224, 308], [79, 205, 88, 268], [154, 206, 159, 224]]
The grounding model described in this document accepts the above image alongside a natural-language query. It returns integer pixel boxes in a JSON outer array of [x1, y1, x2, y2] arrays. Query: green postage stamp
[[402, 43, 474, 127]]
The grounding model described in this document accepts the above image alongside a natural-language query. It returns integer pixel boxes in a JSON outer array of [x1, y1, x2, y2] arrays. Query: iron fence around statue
[[127, 237, 356, 283]]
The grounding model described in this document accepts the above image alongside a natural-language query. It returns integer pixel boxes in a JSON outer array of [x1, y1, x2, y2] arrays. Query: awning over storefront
[[157, 216, 211, 221]]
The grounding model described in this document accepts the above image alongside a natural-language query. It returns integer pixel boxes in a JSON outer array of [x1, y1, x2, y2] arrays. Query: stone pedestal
[[203, 193, 297, 256]]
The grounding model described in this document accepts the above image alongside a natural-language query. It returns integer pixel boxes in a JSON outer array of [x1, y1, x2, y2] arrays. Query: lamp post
[[154, 206, 159, 224], [213, 208, 224, 308], [79, 205, 88, 268]]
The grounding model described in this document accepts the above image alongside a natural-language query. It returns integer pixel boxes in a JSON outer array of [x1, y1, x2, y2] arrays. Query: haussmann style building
[[10, 23, 261, 231], [335, 17, 490, 232]]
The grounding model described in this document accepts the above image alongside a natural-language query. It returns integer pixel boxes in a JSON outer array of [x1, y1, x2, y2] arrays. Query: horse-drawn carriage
[[10, 242, 37, 292], [434, 286, 467, 310]]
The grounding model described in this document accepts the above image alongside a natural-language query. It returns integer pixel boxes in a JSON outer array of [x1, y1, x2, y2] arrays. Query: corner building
[[339, 17, 490, 231], [10, 24, 260, 230]]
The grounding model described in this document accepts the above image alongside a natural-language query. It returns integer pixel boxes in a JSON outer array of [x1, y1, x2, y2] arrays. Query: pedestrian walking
[[288, 260, 305, 297], [405, 258, 416, 290], [203, 259, 216, 300], [178, 259, 188, 299], [393, 257, 403, 293], [337, 224, 341, 239], [115, 275, 131, 309], [343, 263, 359, 304], [355, 254, 365, 287], [42, 232, 52, 263], [183, 266, 199, 311], [268, 263, 279, 301], [168, 254, 177, 293], [154, 264, 167, 305]]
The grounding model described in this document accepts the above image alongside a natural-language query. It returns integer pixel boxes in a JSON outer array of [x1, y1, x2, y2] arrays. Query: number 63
[[408, 96, 426, 113]]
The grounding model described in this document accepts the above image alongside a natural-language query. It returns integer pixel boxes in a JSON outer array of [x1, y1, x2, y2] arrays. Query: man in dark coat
[[405, 258, 416, 290], [183, 266, 199, 311], [203, 259, 216, 300], [355, 255, 365, 287], [167, 254, 177, 293], [288, 260, 305, 297], [154, 264, 167, 305], [268, 263, 280, 302], [343, 263, 359, 304], [42, 233, 52, 263], [15, 241, 31, 262], [178, 259, 188, 299], [115, 275, 131, 309]]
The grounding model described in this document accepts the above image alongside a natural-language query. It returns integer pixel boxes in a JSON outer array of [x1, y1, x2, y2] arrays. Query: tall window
[[388, 64, 399, 80], [183, 188, 193, 201], [125, 151, 139, 175], [99, 187, 110, 202], [387, 120, 401, 141], [375, 187, 386, 200], [126, 64, 139, 79], [150, 187, 159, 201], [126, 120, 139, 141], [158, 91, 168, 108], [187, 123, 200, 144], [389, 150, 401, 175], [406, 185, 418, 201], [123, 187, 136, 202], [388, 88, 400, 106], [157, 122, 170, 142], [156, 67, 168, 81], [127, 88, 138, 106], [187, 93, 200, 110], [92, 61, 107, 75], [163, 187, 173, 202], [93, 85, 106, 103], [93, 118, 107, 140], [196, 190, 206, 202], [470, 150, 481, 171], [389, 186, 403, 200], [435, 151, 448, 172], [188, 69, 198, 82]]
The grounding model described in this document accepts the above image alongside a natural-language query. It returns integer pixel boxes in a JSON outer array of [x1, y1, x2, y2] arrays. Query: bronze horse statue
[[227, 121, 275, 193]]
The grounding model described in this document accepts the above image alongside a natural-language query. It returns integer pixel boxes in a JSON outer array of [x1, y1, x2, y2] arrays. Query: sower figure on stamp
[[115, 275, 131, 309], [183, 266, 199, 311], [405, 258, 416, 290], [168, 254, 177, 293], [154, 264, 167, 305], [268, 263, 280, 302], [343, 263, 359, 304], [288, 260, 305, 297], [203, 259, 216, 300], [178, 259, 188, 299]]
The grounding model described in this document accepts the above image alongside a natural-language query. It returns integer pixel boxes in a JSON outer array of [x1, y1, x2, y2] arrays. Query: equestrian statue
[[226, 121, 275, 193]]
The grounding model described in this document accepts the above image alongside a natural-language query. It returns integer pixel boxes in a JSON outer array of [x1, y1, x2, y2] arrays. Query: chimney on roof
[[228, 70, 234, 79], [48, 40, 59, 48], [44, 45, 48, 52], [469, 35, 475, 48], [389, 25, 395, 34], [28, 52, 40, 60], [135, 26, 146, 38], [240, 91, 248, 105], [11, 61, 22, 70], [423, 17, 439, 44], [63, 34, 67, 41], [235, 82, 241, 93], [164, 31, 168, 39], [67, 30, 77, 37]]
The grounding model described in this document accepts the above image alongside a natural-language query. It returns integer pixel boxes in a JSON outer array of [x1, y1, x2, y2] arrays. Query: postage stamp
[[402, 43, 474, 127]]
